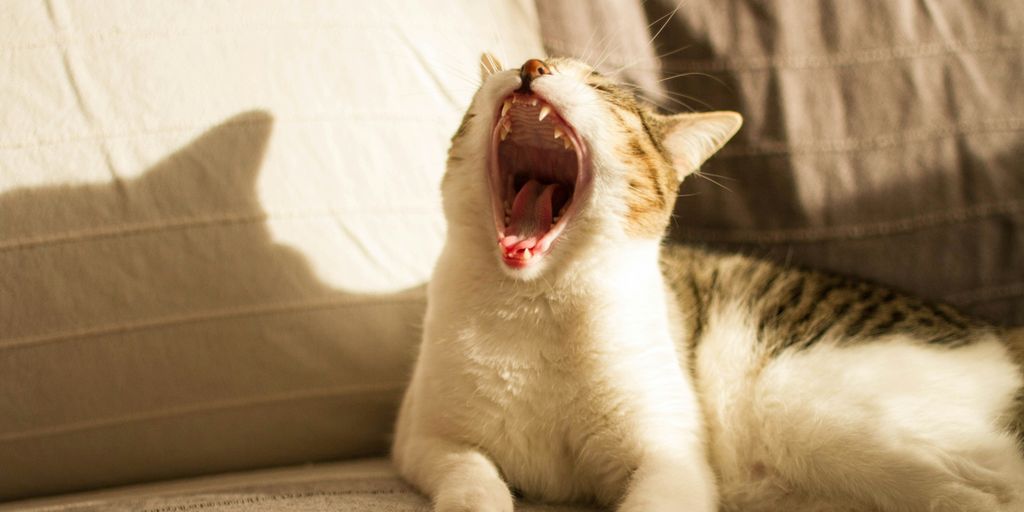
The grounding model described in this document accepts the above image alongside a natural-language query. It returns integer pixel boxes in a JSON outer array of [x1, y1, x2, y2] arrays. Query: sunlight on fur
[[392, 54, 1024, 512]]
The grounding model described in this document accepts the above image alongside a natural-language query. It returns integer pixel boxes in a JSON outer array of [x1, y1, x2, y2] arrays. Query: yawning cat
[[392, 55, 1024, 512]]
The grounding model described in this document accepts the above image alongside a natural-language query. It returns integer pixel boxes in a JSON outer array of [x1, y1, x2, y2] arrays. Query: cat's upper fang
[[538, 105, 551, 121]]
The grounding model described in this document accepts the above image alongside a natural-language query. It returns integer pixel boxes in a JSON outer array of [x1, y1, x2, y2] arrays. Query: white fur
[[696, 305, 1024, 511], [395, 233, 717, 510], [392, 59, 1024, 511]]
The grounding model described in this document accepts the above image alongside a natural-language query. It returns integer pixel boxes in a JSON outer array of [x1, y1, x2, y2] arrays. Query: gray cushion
[[538, 0, 1024, 325], [0, 458, 597, 512]]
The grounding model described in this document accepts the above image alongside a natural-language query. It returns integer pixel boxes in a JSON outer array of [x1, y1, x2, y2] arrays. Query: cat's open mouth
[[489, 92, 590, 269]]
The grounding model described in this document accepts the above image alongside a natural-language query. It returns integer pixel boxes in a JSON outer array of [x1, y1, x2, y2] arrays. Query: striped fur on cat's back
[[391, 54, 1024, 512]]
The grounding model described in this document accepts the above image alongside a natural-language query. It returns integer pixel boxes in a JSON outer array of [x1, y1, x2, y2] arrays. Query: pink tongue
[[503, 179, 561, 250]]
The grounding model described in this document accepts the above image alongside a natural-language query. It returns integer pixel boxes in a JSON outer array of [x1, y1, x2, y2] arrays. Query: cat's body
[[663, 246, 1024, 511], [392, 56, 1024, 511]]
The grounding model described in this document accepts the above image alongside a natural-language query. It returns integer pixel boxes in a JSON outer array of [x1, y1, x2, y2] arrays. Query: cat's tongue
[[502, 179, 562, 251]]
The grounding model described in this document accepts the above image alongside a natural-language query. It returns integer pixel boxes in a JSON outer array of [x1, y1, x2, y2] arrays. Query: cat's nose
[[517, 58, 550, 92]]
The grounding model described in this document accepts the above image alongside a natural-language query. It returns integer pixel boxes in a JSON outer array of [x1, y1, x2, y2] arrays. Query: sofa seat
[[0, 458, 597, 512]]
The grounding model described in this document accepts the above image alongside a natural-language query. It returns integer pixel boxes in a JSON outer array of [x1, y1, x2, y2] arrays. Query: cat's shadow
[[0, 111, 426, 500]]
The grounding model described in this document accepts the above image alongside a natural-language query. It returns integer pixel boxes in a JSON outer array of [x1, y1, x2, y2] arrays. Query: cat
[[391, 54, 1024, 512]]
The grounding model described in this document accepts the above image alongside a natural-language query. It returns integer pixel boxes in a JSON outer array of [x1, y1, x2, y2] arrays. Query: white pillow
[[0, 0, 543, 500]]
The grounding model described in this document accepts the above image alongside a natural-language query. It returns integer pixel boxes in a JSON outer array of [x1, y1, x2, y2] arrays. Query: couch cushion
[[0, 458, 597, 511], [538, 0, 1024, 325], [0, 0, 544, 501]]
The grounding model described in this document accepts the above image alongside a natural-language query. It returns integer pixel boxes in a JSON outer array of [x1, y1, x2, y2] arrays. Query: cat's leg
[[617, 451, 718, 512], [393, 434, 513, 512], [613, 415, 719, 512]]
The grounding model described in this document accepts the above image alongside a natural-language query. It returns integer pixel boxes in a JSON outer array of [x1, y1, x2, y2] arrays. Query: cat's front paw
[[434, 476, 513, 512], [617, 493, 714, 512], [616, 468, 716, 512]]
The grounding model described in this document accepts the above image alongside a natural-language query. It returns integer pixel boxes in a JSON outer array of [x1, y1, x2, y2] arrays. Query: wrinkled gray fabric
[[537, 0, 1024, 325], [0, 458, 598, 512]]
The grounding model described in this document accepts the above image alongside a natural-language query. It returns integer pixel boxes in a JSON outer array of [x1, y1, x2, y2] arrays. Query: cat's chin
[[488, 91, 591, 270]]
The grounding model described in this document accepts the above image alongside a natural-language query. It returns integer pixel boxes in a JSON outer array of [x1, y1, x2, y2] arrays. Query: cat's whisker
[[482, 1, 511, 73], [667, 91, 714, 111], [591, 2, 667, 73], [607, 45, 693, 77], [657, 70, 732, 93], [417, 55, 480, 89], [694, 171, 734, 193], [694, 170, 736, 182], [645, 1, 684, 57], [635, 91, 699, 113], [579, 25, 601, 67], [588, 26, 622, 72]]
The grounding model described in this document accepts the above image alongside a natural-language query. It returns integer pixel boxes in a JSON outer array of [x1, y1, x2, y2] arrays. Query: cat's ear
[[660, 111, 742, 181], [479, 52, 504, 81]]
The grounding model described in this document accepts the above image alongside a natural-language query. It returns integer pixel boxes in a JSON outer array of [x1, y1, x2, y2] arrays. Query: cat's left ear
[[660, 111, 742, 181], [479, 52, 504, 81]]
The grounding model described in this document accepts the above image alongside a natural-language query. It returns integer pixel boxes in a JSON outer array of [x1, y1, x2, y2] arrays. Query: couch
[[2, 0, 1020, 510]]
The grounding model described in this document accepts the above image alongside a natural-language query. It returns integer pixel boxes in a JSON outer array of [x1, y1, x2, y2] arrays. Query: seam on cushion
[[0, 211, 267, 252], [24, 488, 415, 512], [717, 118, 1024, 158], [678, 199, 1023, 243], [0, 383, 407, 443], [0, 208, 440, 253], [0, 111, 456, 150], [136, 488, 413, 512], [0, 21, 539, 53], [17, 473, 408, 511], [944, 282, 1024, 306], [0, 293, 425, 351], [659, 37, 1024, 72]]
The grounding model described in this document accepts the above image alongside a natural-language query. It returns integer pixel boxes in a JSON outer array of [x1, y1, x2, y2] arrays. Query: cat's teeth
[[500, 118, 511, 140], [563, 136, 572, 150], [538, 105, 551, 122], [529, 98, 538, 107], [523, 248, 532, 259], [501, 100, 511, 117], [553, 126, 564, 140]]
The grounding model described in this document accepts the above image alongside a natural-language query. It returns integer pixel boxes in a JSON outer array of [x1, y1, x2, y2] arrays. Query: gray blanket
[[538, 0, 1024, 325]]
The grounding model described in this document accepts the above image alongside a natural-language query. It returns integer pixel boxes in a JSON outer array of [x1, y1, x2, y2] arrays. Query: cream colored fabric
[[0, 0, 544, 500], [0, 458, 597, 511]]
